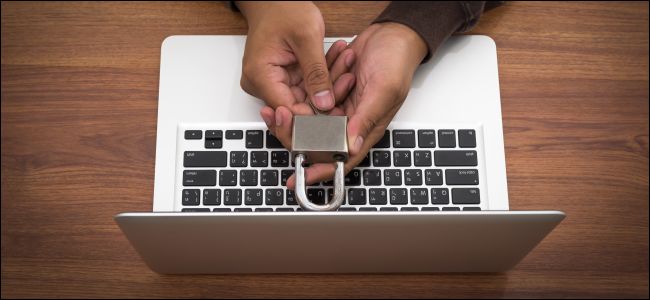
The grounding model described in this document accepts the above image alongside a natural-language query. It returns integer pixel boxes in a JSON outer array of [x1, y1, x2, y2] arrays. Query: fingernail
[[313, 90, 333, 110], [345, 52, 354, 68], [354, 136, 364, 153], [275, 110, 283, 127], [261, 113, 273, 128]]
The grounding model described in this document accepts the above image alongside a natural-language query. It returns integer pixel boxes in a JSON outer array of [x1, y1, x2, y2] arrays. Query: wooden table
[[2, 1, 648, 298]]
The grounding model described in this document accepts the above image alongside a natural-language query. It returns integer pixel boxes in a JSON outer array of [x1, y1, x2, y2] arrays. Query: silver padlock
[[292, 115, 348, 211]]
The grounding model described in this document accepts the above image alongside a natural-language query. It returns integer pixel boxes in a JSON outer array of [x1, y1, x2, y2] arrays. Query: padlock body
[[292, 115, 349, 163]]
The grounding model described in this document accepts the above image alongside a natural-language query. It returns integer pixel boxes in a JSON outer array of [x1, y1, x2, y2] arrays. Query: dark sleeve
[[373, 1, 501, 63]]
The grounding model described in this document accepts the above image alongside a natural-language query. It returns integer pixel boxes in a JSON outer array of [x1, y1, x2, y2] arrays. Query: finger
[[325, 40, 347, 69], [346, 91, 400, 156], [332, 73, 355, 104], [273, 106, 294, 150], [290, 34, 335, 111], [329, 48, 355, 84], [260, 106, 276, 134]]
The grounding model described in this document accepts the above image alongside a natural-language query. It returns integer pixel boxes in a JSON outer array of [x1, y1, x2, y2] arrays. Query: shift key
[[434, 150, 478, 166], [184, 151, 227, 167]]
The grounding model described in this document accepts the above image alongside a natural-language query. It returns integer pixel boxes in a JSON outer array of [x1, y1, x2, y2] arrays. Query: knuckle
[[304, 62, 329, 87]]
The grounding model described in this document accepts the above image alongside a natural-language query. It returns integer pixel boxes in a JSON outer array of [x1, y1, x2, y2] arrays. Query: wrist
[[372, 22, 428, 64]]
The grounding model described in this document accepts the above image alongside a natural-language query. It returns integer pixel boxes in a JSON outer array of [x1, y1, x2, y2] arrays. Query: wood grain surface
[[2, 1, 648, 298]]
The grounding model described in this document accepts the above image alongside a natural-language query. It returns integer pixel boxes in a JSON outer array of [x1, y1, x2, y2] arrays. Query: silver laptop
[[115, 35, 565, 274]]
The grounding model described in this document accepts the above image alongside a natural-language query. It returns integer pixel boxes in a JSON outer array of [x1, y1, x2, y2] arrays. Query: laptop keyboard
[[176, 123, 486, 212]]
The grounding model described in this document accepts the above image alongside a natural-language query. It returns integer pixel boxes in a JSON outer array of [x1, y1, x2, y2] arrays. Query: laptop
[[114, 35, 565, 274]]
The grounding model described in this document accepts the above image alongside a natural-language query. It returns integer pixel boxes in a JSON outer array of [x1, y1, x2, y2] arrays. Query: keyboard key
[[230, 151, 248, 167], [442, 207, 461, 211], [244, 189, 263, 205], [234, 208, 253, 212], [182, 208, 210, 212], [446, 169, 479, 185], [246, 130, 264, 148], [359, 154, 371, 167], [390, 188, 408, 205], [363, 169, 382, 186], [384, 169, 402, 186], [183, 151, 227, 167], [401, 207, 419, 212], [434, 150, 478, 166], [345, 169, 362, 186], [404, 169, 423, 185], [380, 207, 398, 211], [393, 130, 416, 148], [286, 190, 296, 205], [281, 169, 293, 186], [277, 207, 295, 212], [265, 189, 284, 205], [431, 188, 450, 205], [213, 208, 232, 212], [239, 170, 258, 186], [410, 188, 429, 204], [271, 151, 289, 167], [203, 189, 221, 205], [307, 188, 326, 205], [369, 188, 388, 205], [452, 188, 480, 204], [266, 131, 284, 149], [373, 130, 390, 148], [326, 188, 339, 204], [393, 151, 411, 166], [261, 170, 279, 186], [422, 207, 440, 211], [414, 150, 432, 166], [256, 208, 274, 212], [223, 189, 242, 205], [425, 169, 444, 185], [205, 139, 222, 149], [458, 129, 476, 148], [182, 189, 200, 206], [184, 130, 202, 140], [463, 207, 482, 211], [226, 130, 243, 140], [183, 170, 216, 186], [372, 151, 391, 167], [338, 207, 357, 212], [219, 170, 237, 186], [359, 207, 377, 212], [417, 130, 436, 148], [348, 188, 367, 205], [438, 130, 456, 148], [250, 151, 268, 167], [205, 130, 223, 139]]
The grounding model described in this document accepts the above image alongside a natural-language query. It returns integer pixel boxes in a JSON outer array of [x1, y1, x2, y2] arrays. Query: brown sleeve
[[373, 1, 500, 63]]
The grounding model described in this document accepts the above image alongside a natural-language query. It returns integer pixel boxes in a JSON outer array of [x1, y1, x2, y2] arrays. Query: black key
[[183, 170, 216, 186], [452, 188, 480, 204], [446, 169, 479, 185], [182, 208, 210, 212], [244, 189, 263, 205], [442, 207, 461, 211], [223, 189, 242, 205], [230, 151, 248, 167], [218, 170, 237, 186], [431, 188, 450, 205], [422, 207, 440, 211], [234, 208, 253, 212], [434, 150, 478, 166], [369, 188, 388, 205], [225, 130, 243, 140], [393, 151, 411, 166], [184, 151, 227, 167], [463, 207, 482, 211], [326, 189, 340, 204], [348, 188, 367, 205], [359, 154, 371, 167], [240, 170, 258, 186], [213, 208, 231, 212], [414, 150, 432, 166], [363, 169, 382, 186], [265, 189, 284, 205], [425, 169, 444, 185], [410, 188, 429, 204], [184, 130, 202, 140], [246, 130, 264, 148], [372, 151, 391, 167], [359, 207, 377, 212], [418, 130, 436, 148], [308, 188, 326, 205], [256, 208, 274, 212], [458, 129, 476, 148], [438, 130, 456, 148], [271, 151, 289, 167], [250, 151, 268, 167], [404, 169, 422, 186], [345, 169, 362, 186], [338, 207, 357, 212], [182, 189, 200, 206], [205, 139, 222, 149], [266, 131, 284, 149], [390, 188, 408, 205], [380, 207, 398, 211], [384, 169, 402, 186], [281, 169, 293, 186], [203, 189, 221, 205], [260, 170, 279, 186], [286, 190, 296, 205], [393, 130, 416, 148], [205, 130, 223, 140], [277, 207, 295, 212], [373, 130, 391, 148], [401, 207, 419, 212]]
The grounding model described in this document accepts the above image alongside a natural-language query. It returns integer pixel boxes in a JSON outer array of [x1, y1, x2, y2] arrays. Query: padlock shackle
[[294, 154, 345, 211]]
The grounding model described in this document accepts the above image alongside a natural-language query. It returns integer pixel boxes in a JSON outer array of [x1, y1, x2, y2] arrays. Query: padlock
[[292, 115, 348, 211]]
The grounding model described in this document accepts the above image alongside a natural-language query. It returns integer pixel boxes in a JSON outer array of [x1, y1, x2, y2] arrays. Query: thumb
[[292, 36, 335, 112], [346, 105, 386, 157]]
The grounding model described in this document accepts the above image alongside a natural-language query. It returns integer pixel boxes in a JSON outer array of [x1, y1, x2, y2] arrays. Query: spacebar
[[434, 150, 478, 166]]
